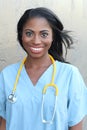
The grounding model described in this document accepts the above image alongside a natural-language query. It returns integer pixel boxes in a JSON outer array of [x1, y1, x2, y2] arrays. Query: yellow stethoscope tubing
[[41, 55, 58, 124], [12, 57, 26, 93], [9, 54, 58, 123], [42, 55, 58, 96], [12, 54, 58, 96]]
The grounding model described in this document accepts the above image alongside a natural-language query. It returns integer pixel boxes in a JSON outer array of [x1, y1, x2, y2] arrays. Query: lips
[[30, 47, 44, 53]]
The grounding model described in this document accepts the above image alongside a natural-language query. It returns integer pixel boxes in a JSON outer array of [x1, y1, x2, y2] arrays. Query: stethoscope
[[8, 54, 58, 124]]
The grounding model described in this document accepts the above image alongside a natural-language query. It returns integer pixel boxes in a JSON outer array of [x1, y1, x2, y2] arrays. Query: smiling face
[[22, 17, 53, 59]]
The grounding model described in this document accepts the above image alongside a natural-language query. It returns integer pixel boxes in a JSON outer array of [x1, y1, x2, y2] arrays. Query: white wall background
[[0, 0, 87, 129]]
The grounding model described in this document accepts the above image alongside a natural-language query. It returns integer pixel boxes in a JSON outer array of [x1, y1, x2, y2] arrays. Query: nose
[[33, 35, 41, 44]]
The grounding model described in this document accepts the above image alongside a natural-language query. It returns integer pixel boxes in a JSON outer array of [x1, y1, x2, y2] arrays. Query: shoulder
[[55, 61, 87, 93], [55, 60, 84, 88], [0, 62, 21, 77], [56, 60, 86, 88], [55, 60, 79, 75]]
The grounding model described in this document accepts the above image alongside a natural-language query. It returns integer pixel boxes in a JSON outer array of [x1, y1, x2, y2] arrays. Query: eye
[[41, 32, 48, 38], [25, 31, 33, 37]]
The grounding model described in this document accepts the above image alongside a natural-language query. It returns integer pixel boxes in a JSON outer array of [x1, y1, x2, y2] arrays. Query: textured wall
[[0, 0, 87, 129]]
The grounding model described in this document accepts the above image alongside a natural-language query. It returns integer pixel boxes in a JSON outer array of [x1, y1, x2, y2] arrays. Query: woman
[[0, 7, 87, 130]]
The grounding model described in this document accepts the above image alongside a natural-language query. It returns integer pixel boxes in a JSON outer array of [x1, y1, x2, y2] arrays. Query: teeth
[[30, 47, 43, 53], [31, 47, 42, 51]]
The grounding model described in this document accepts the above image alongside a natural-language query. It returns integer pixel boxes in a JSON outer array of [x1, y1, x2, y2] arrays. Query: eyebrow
[[24, 29, 33, 32], [40, 30, 49, 33], [24, 29, 49, 32]]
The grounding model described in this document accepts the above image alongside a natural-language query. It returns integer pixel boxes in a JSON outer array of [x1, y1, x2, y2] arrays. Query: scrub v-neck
[[22, 63, 54, 89]]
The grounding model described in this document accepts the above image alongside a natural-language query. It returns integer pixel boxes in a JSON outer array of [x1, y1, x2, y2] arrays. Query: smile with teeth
[[30, 47, 44, 53]]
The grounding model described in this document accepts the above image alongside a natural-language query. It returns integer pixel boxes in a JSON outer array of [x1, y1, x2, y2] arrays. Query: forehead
[[23, 17, 52, 30]]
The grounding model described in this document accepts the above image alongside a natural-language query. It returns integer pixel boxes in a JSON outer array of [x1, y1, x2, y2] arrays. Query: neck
[[24, 54, 52, 69]]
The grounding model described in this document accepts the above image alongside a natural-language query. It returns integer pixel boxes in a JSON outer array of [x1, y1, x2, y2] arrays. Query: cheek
[[44, 40, 52, 50], [21, 36, 29, 49], [22, 32, 31, 43], [47, 37, 53, 46], [22, 35, 28, 43], [22, 35, 25, 43]]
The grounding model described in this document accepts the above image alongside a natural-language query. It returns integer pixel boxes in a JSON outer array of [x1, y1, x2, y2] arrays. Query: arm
[[0, 117, 6, 130], [69, 121, 83, 130]]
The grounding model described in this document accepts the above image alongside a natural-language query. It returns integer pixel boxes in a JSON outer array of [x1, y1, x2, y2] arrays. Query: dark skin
[[69, 121, 83, 130], [0, 117, 6, 130], [0, 17, 83, 130], [22, 17, 83, 129]]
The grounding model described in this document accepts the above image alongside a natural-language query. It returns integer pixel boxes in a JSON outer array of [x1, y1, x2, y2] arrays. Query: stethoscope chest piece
[[8, 93, 17, 103]]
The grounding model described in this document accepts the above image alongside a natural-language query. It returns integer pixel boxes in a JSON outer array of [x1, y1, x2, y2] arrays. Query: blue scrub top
[[0, 60, 87, 130]]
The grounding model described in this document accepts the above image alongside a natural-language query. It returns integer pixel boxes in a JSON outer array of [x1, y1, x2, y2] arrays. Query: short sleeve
[[68, 67, 87, 127], [0, 72, 6, 119]]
